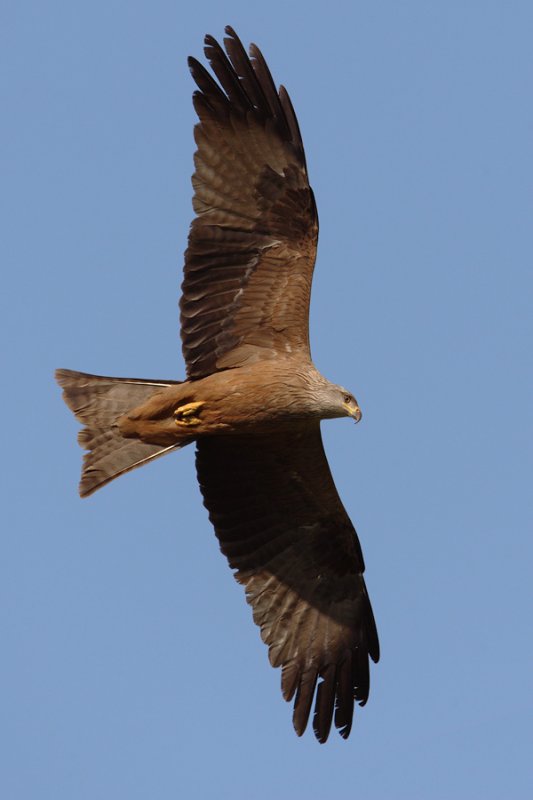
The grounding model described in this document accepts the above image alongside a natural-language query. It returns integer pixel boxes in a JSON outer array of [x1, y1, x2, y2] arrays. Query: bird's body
[[56, 26, 379, 743], [119, 360, 360, 443]]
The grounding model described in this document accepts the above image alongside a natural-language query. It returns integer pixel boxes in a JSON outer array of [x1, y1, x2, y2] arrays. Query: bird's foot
[[174, 401, 205, 427]]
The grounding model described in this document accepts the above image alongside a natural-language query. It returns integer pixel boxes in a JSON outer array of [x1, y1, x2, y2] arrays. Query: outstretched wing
[[181, 26, 319, 379], [195, 425, 379, 742]]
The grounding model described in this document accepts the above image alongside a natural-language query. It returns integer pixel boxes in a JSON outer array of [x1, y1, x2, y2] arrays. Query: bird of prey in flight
[[56, 25, 379, 743]]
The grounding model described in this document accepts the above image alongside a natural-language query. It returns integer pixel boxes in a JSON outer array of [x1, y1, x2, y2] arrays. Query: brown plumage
[[56, 26, 379, 743]]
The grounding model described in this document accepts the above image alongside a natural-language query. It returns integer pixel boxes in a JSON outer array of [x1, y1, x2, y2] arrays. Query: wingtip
[[55, 367, 71, 387]]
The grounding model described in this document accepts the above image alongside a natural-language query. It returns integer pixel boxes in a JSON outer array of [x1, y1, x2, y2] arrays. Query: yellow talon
[[174, 401, 205, 426]]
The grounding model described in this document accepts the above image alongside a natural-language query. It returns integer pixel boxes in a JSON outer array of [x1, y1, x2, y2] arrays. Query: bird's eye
[[343, 394, 352, 404]]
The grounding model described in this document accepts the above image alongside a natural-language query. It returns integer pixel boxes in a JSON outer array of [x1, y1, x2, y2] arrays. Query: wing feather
[[181, 27, 318, 378], [314, 663, 337, 744], [195, 425, 379, 742]]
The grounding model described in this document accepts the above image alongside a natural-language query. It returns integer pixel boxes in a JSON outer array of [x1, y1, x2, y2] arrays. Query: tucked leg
[[174, 401, 205, 427]]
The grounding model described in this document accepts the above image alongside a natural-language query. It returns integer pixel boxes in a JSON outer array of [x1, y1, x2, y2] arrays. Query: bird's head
[[317, 382, 362, 422], [341, 390, 362, 423], [339, 386, 363, 422]]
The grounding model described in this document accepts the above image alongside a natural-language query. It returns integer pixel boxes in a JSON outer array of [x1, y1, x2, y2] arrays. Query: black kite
[[56, 26, 379, 743]]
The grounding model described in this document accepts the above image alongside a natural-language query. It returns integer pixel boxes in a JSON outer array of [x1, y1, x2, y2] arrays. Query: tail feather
[[56, 369, 190, 497]]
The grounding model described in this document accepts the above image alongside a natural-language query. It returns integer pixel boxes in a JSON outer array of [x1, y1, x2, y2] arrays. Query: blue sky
[[2, 2, 532, 798]]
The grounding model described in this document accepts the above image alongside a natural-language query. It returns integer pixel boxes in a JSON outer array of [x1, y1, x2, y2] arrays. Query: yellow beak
[[343, 403, 362, 423]]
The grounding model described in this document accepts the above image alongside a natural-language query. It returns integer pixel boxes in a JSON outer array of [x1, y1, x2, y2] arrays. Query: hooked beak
[[343, 403, 362, 423]]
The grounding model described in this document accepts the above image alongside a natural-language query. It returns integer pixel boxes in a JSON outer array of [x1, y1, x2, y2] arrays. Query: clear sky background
[[2, 2, 532, 798]]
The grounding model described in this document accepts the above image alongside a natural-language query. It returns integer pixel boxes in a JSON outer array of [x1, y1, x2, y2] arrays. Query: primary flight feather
[[56, 25, 379, 743]]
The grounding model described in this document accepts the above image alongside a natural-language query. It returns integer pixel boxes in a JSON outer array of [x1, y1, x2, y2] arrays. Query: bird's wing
[[181, 26, 319, 379], [195, 424, 379, 742]]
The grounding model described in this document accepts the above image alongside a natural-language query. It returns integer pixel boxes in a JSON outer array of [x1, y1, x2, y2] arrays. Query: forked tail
[[55, 369, 191, 497]]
